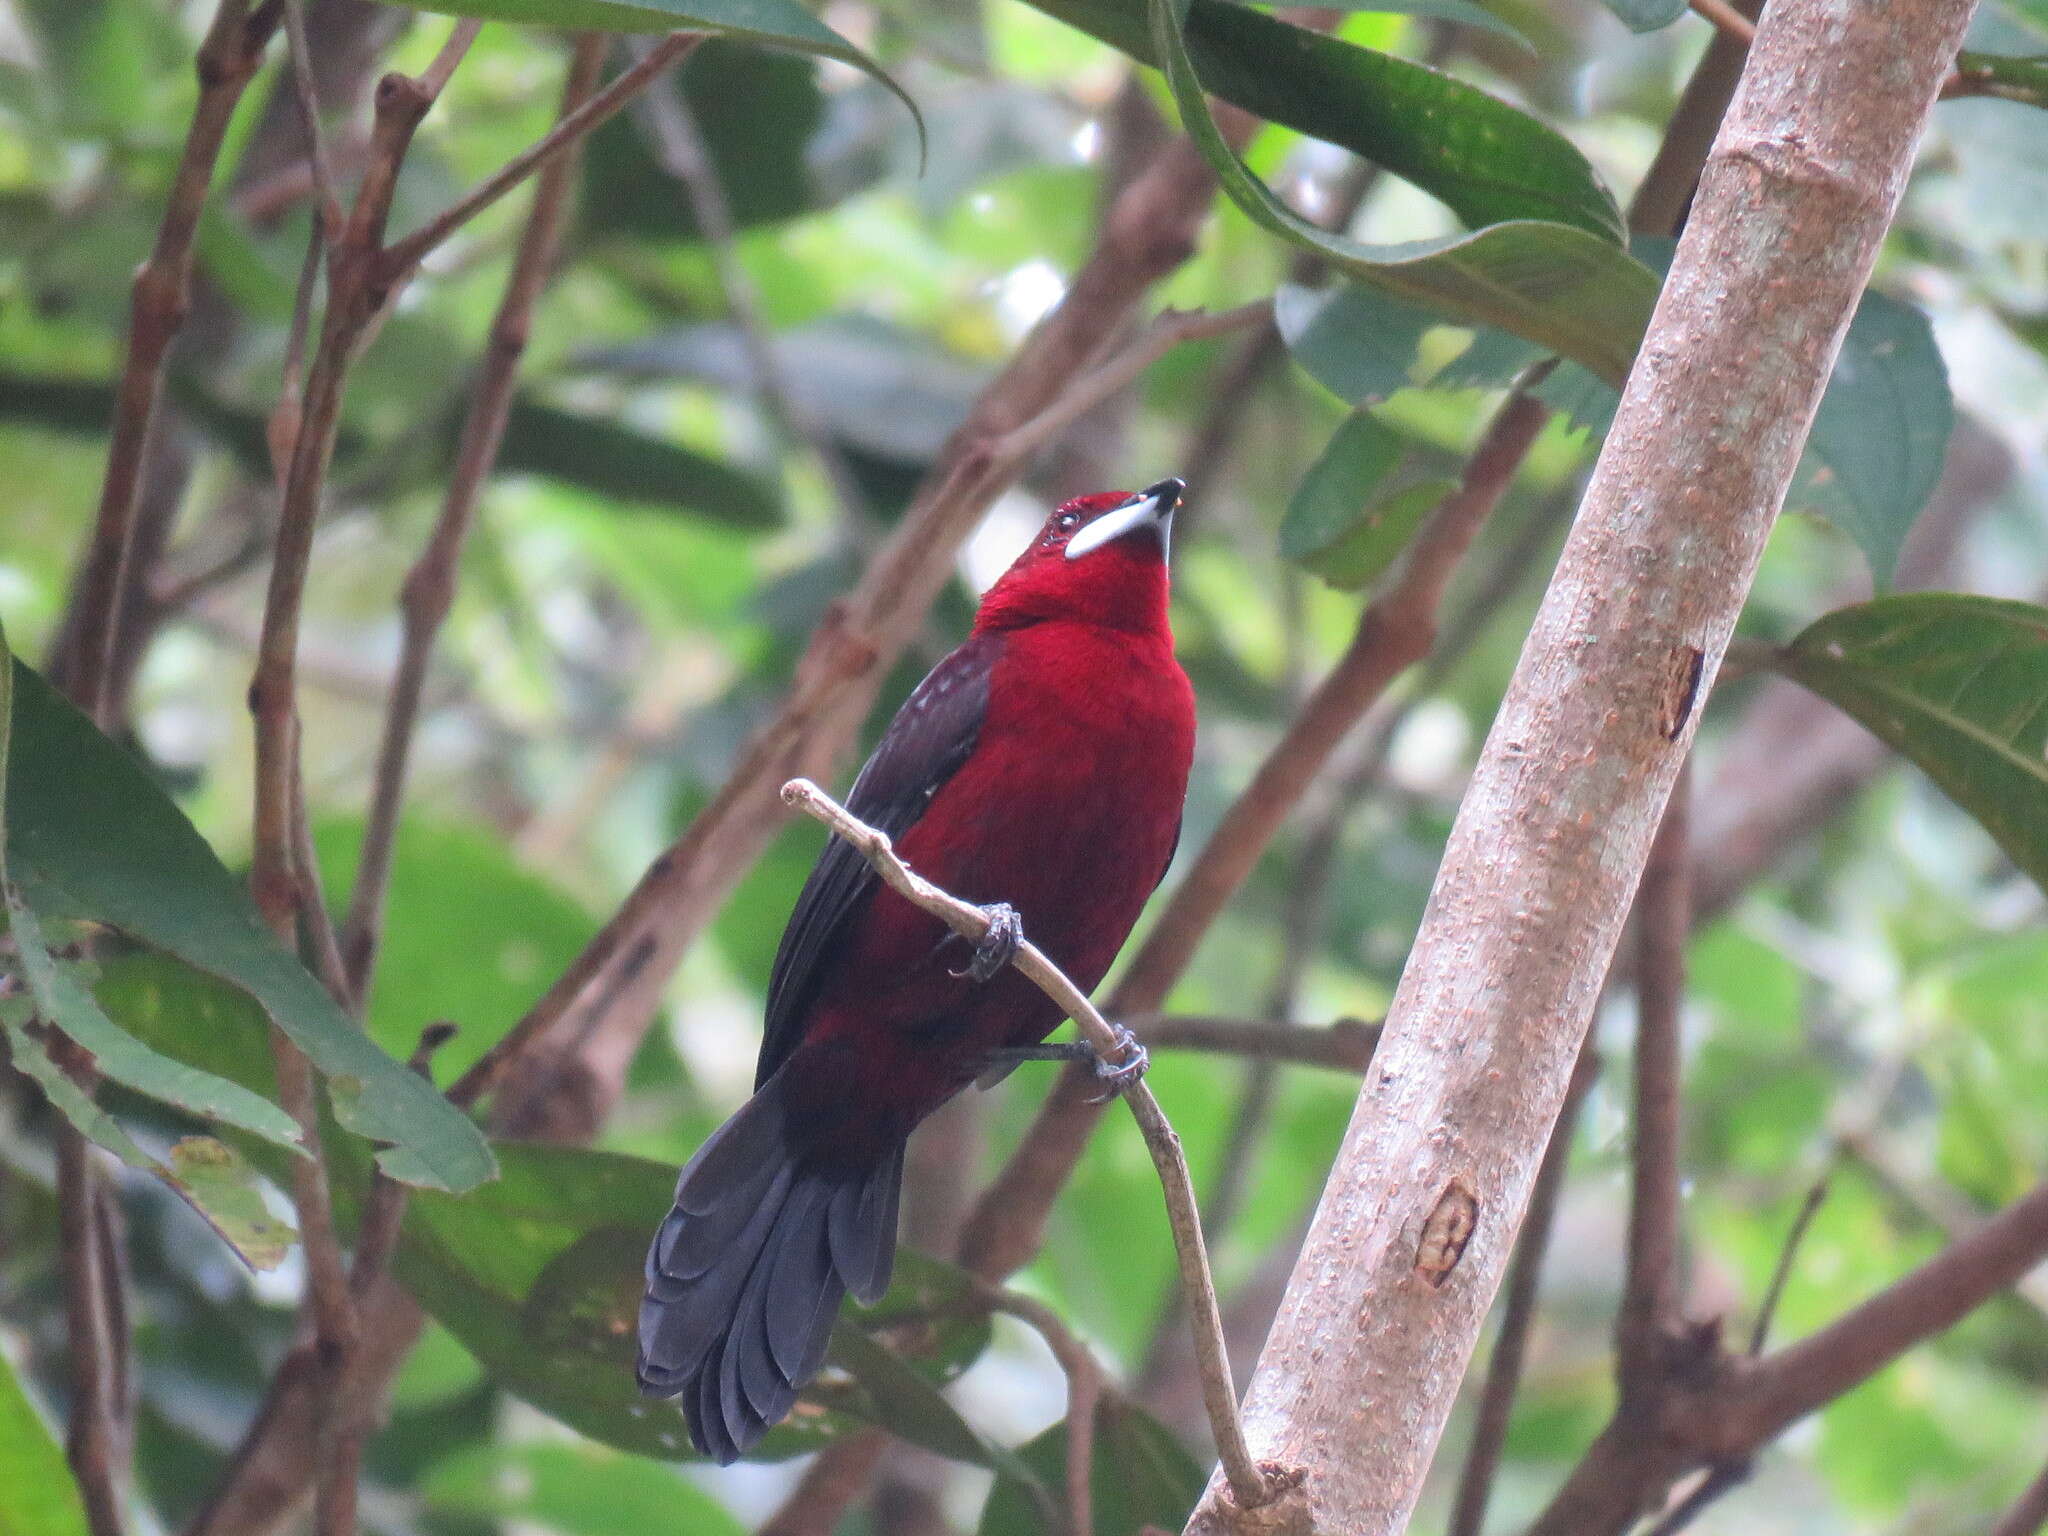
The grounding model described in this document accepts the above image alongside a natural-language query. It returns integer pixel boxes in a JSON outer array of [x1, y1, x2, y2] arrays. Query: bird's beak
[[1065, 477, 1185, 563]]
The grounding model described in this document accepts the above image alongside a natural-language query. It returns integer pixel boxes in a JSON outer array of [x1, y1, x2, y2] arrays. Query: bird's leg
[[950, 902, 1022, 983], [977, 1023, 1150, 1101]]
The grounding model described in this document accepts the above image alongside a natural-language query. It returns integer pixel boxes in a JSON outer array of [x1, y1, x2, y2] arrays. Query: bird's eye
[[1056, 512, 1080, 532]]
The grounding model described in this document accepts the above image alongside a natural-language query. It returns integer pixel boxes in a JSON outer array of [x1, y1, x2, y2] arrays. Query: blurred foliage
[[0, 0, 2044, 1533]]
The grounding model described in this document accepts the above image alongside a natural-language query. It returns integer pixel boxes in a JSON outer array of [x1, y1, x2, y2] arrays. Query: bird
[[637, 477, 1197, 1462]]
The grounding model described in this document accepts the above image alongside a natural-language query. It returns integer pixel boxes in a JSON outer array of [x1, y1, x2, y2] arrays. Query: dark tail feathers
[[637, 1070, 904, 1463]]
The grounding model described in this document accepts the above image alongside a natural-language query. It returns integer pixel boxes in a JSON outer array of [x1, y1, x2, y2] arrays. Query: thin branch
[[69, 0, 280, 726], [339, 33, 608, 999], [280, 0, 341, 237], [780, 778, 1274, 1516], [1132, 1014, 1380, 1072], [55, 1114, 124, 1536], [1446, 1051, 1599, 1536], [1748, 1177, 1830, 1356], [759, 1431, 893, 1536], [1687, 0, 1757, 45], [1618, 765, 1691, 1390], [974, 1282, 1107, 1536], [415, 17, 482, 96], [378, 33, 702, 278]]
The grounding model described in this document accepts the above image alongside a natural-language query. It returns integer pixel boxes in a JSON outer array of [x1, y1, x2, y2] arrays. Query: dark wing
[[756, 633, 1001, 1086]]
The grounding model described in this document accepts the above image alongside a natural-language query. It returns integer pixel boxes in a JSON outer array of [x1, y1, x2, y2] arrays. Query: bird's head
[[973, 477, 1184, 635]]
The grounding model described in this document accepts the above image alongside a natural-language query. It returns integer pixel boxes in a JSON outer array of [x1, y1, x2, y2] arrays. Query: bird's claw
[[1086, 1023, 1150, 1102], [951, 902, 1022, 983]]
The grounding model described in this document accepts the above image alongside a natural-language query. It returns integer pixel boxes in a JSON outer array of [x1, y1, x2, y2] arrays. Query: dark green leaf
[[1787, 291, 1953, 589], [501, 400, 782, 529], [0, 1344, 91, 1536], [5, 661, 494, 1192], [978, 1397, 1208, 1536], [1593, 0, 1687, 32], [1779, 595, 2048, 894], [1274, 282, 1436, 406], [1280, 410, 1405, 562], [1030, 0, 1624, 236], [1303, 477, 1457, 589], [393, 1139, 994, 1459], [374, 0, 923, 152], [1148, 0, 1656, 383]]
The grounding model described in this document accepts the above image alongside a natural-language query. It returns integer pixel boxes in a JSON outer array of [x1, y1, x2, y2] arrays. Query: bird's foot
[[950, 902, 1022, 983], [1086, 1022, 1150, 1103]]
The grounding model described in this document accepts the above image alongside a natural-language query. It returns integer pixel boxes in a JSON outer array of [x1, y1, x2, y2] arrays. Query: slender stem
[[340, 34, 608, 999], [415, 17, 482, 96], [1748, 1177, 1830, 1356], [1444, 1051, 1598, 1536], [56, 1118, 125, 1536], [1618, 765, 1691, 1389], [1133, 1014, 1380, 1072], [780, 778, 1273, 1513], [975, 1282, 1106, 1536], [379, 33, 703, 278], [70, 0, 280, 726], [1687, 0, 1757, 44], [280, 0, 341, 236]]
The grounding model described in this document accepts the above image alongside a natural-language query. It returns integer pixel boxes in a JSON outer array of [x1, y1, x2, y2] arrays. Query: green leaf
[[1787, 291, 1953, 589], [1303, 477, 1457, 590], [4, 661, 494, 1193], [164, 1137, 298, 1271], [1593, 0, 1687, 32], [1029, 0, 1623, 236], [376, 0, 924, 154], [500, 400, 782, 529], [1146, 0, 1657, 384], [1228, 0, 1535, 50], [1273, 282, 1436, 406], [978, 1397, 1208, 1536], [0, 1344, 91, 1536], [392, 1139, 995, 1460], [1779, 595, 2048, 895], [312, 817, 593, 1086], [1279, 410, 1404, 562], [423, 1442, 745, 1536]]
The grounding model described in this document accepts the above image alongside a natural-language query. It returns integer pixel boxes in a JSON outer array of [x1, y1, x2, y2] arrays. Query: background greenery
[[0, 0, 2045, 1531]]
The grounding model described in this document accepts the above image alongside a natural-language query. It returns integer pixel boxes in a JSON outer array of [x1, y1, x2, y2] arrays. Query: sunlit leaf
[[1274, 282, 1435, 406], [0, 1344, 91, 1536], [1779, 595, 2048, 894], [1227, 0, 1535, 50]]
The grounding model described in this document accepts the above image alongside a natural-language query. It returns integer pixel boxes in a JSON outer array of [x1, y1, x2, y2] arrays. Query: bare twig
[[1748, 1177, 1830, 1356], [960, 383, 1552, 1285], [780, 778, 1273, 1515], [280, 0, 341, 237], [1132, 1014, 1380, 1072], [1445, 1051, 1599, 1536], [1618, 767, 1691, 1389], [55, 1117, 124, 1536], [69, 0, 281, 726], [379, 33, 702, 278], [1687, 0, 1757, 44], [339, 33, 608, 998], [415, 17, 482, 96], [974, 1282, 1107, 1536]]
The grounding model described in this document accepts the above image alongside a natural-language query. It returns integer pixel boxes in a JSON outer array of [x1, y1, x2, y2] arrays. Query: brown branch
[[959, 383, 1552, 1284], [69, 0, 280, 726], [1686, 0, 1757, 45], [760, 1430, 894, 1536], [1445, 1050, 1598, 1536], [1618, 766, 1691, 1389], [55, 1118, 125, 1536], [280, 0, 341, 237], [781, 778, 1274, 1514], [378, 33, 702, 280], [339, 34, 607, 999], [1185, 0, 1974, 1521], [1132, 1014, 1380, 1072], [974, 1282, 1108, 1536]]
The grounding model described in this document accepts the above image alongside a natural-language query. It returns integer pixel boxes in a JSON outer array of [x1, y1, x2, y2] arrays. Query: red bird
[[638, 479, 1196, 1460]]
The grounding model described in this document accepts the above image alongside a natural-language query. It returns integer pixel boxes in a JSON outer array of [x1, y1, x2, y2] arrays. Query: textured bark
[[1182, 0, 1977, 1527]]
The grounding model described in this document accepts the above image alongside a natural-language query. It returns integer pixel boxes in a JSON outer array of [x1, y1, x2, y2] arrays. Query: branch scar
[[1415, 1177, 1480, 1288], [1659, 645, 1706, 741]]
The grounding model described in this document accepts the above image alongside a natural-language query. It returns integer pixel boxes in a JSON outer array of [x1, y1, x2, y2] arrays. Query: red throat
[[972, 490, 1173, 636]]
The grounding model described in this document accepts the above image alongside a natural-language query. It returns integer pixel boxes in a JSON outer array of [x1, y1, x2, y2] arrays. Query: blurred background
[[0, 0, 2045, 1531]]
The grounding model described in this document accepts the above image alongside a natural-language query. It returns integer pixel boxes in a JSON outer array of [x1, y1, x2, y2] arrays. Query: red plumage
[[638, 480, 1196, 1461]]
